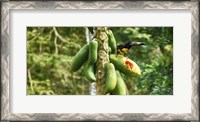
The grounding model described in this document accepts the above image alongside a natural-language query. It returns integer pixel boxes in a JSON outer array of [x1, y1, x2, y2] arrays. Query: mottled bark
[[96, 27, 109, 95]]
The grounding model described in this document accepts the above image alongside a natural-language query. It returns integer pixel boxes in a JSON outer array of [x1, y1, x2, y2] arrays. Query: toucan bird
[[117, 41, 145, 56]]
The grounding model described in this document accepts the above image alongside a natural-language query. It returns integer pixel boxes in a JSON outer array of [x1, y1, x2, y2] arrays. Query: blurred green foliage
[[27, 27, 173, 95]]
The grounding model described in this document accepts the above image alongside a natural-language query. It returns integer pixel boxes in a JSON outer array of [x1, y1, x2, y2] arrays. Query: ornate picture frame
[[1, 1, 199, 121]]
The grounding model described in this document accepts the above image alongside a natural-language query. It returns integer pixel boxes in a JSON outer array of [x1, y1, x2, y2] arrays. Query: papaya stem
[[96, 27, 109, 95]]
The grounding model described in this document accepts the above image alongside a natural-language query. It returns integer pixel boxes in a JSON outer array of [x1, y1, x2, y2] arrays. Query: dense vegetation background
[[27, 27, 173, 95]]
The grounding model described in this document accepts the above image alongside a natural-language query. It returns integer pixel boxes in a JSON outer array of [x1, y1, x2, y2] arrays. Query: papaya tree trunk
[[96, 27, 109, 95]]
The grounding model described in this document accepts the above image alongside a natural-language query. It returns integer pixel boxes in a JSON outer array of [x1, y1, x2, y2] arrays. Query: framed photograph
[[1, 1, 199, 121]]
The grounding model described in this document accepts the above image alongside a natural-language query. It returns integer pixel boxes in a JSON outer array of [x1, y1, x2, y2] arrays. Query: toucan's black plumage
[[117, 41, 145, 56]]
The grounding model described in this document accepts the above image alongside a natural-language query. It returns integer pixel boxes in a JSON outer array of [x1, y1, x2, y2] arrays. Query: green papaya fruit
[[111, 70, 127, 95], [104, 63, 117, 94], [107, 30, 117, 54], [109, 54, 141, 77], [84, 61, 96, 82], [89, 39, 98, 64], [71, 44, 89, 72]]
